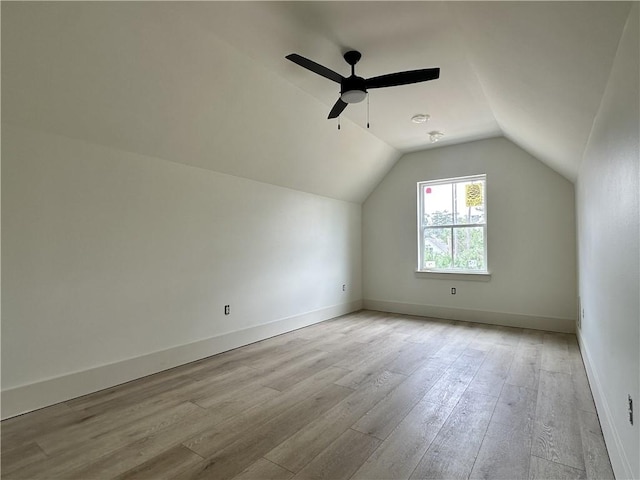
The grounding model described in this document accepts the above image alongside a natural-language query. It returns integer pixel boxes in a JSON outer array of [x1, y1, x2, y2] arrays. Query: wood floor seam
[[259, 456, 297, 475], [530, 453, 588, 472], [181, 443, 206, 460]]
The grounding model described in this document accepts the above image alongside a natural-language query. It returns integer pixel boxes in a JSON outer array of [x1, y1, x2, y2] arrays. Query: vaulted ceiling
[[2, 2, 633, 201]]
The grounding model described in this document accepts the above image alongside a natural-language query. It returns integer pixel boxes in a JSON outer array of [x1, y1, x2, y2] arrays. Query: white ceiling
[[2, 2, 633, 201]]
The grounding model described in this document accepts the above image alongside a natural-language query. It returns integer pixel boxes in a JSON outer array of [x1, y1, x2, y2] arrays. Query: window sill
[[414, 270, 492, 282]]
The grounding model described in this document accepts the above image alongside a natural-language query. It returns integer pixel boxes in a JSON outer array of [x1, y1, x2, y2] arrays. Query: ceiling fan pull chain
[[367, 94, 370, 129], [338, 117, 341, 130]]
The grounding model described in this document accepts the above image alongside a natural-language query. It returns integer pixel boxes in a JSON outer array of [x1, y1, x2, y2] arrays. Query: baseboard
[[577, 333, 634, 480], [1, 300, 362, 420], [363, 299, 575, 333]]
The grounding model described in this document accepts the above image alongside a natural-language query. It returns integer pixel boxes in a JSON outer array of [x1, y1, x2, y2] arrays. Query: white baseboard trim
[[363, 299, 575, 333], [577, 333, 634, 480], [1, 300, 362, 420]]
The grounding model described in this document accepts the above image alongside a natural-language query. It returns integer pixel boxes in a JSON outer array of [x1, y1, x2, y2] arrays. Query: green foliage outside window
[[422, 209, 485, 271]]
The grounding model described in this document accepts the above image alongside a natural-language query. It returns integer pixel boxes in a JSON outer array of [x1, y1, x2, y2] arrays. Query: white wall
[[1, 123, 362, 418], [363, 137, 576, 332], [576, 5, 639, 479]]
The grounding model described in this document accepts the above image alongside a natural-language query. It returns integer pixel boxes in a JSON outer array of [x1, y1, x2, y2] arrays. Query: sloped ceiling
[[1, 2, 400, 203], [2, 2, 632, 201]]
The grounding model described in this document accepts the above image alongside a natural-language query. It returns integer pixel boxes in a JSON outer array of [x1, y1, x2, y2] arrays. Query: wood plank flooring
[[1, 311, 614, 480]]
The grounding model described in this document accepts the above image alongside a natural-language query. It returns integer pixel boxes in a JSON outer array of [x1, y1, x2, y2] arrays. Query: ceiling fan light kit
[[341, 89, 367, 104], [286, 50, 440, 120]]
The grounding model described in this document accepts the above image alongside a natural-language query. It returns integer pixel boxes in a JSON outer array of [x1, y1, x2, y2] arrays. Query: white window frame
[[417, 174, 488, 275]]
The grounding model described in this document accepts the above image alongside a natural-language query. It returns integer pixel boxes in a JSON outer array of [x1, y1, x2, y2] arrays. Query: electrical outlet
[[224, 305, 230, 315], [451, 287, 456, 295], [629, 395, 634, 425], [342, 284, 346, 291]]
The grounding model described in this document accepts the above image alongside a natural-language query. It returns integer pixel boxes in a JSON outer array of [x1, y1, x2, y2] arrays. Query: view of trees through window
[[419, 176, 487, 272]]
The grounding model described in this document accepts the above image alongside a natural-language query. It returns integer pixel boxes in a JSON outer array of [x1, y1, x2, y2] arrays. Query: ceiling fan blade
[[328, 98, 348, 119], [286, 54, 344, 84], [365, 68, 440, 89]]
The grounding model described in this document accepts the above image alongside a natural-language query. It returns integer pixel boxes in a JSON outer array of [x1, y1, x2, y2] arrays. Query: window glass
[[423, 183, 453, 226], [453, 226, 485, 270]]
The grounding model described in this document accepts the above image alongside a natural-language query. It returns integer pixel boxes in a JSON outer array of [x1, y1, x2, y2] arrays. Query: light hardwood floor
[[1, 311, 614, 480]]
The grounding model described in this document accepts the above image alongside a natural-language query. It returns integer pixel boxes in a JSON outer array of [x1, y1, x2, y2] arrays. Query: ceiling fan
[[286, 50, 440, 119]]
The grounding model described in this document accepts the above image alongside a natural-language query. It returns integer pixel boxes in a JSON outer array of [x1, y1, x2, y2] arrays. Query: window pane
[[454, 180, 485, 225], [423, 183, 453, 226], [453, 227, 485, 271], [423, 228, 452, 269]]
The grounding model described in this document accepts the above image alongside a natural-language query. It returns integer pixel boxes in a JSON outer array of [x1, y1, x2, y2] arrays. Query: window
[[417, 174, 487, 274]]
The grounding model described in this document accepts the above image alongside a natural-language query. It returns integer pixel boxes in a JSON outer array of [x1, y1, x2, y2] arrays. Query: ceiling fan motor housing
[[341, 75, 367, 103]]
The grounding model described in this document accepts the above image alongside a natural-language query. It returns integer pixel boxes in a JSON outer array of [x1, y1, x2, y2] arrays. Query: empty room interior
[[1, 2, 639, 479]]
